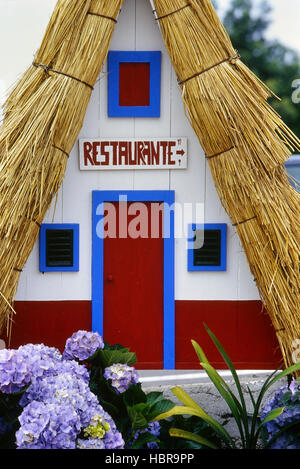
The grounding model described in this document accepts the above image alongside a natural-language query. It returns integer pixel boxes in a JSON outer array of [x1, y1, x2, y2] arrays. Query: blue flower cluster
[[63, 330, 104, 361], [0, 331, 124, 450], [16, 400, 81, 449], [103, 364, 139, 393], [0, 349, 32, 394], [261, 380, 300, 449], [77, 438, 105, 449], [134, 421, 161, 449]]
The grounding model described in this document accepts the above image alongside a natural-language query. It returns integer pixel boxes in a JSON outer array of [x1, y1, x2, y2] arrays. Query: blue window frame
[[188, 223, 227, 271], [39, 224, 79, 272], [92, 190, 175, 369], [285, 155, 300, 192], [108, 51, 161, 118]]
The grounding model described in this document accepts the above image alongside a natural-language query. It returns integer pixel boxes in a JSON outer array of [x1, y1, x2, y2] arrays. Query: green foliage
[[153, 324, 300, 449], [87, 342, 137, 369], [222, 0, 300, 140], [259, 383, 300, 449], [0, 340, 219, 450], [158, 415, 223, 450], [282, 389, 300, 409], [86, 342, 223, 449], [0, 387, 28, 449], [84, 344, 177, 448]]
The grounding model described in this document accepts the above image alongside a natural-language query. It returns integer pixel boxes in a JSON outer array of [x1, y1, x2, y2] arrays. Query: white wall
[[0, 0, 259, 302], [0, 0, 57, 113]]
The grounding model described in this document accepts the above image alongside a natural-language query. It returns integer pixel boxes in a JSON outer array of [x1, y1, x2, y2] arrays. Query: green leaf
[[263, 420, 300, 449], [84, 348, 105, 366], [203, 324, 248, 415], [158, 415, 222, 449], [247, 385, 256, 410], [104, 341, 130, 351], [127, 403, 149, 432], [249, 362, 300, 443], [281, 391, 292, 406], [199, 362, 246, 445], [169, 428, 219, 449], [122, 383, 147, 407], [98, 398, 120, 423], [191, 339, 244, 416], [248, 364, 284, 443], [130, 432, 160, 449], [170, 386, 202, 410], [191, 339, 209, 364], [98, 349, 137, 368], [146, 391, 166, 406], [201, 324, 252, 443], [152, 404, 235, 448], [264, 363, 300, 392], [260, 407, 284, 426], [148, 399, 175, 420], [170, 384, 238, 443]]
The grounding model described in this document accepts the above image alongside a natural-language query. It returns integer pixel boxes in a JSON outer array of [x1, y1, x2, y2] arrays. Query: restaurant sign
[[79, 138, 187, 170]]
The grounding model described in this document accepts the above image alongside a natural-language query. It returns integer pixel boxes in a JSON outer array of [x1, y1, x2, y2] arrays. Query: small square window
[[187, 223, 227, 271], [285, 155, 300, 192], [39, 224, 79, 272], [119, 62, 150, 106], [108, 51, 161, 117]]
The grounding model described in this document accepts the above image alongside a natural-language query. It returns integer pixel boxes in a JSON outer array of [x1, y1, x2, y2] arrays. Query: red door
[[103, 201, 164, 369]]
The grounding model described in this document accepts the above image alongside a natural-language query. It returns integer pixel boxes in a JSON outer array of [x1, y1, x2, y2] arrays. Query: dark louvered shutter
[[193, 229, 221, 267], [45, 229, 74, 267]]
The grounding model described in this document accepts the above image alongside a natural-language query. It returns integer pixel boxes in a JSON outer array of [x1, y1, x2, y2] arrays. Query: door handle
[[107, 274, 114, 282]]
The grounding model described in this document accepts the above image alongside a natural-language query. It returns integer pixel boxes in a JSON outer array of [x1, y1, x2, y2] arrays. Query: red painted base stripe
[[0, 300, 282, 370], [5, 301, 91, 353], [175, 300, 282, 369]]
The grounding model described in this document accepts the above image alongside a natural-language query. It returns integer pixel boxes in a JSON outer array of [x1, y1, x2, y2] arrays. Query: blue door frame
[[92, 190, 175, 369]]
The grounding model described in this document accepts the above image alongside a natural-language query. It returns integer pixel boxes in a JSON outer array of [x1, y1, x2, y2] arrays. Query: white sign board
[[79, 138, 187, 170]]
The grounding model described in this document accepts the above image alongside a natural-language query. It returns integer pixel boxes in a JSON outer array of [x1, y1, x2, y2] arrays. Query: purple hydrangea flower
[[261, 384, 300, 449], [77, 438, 105, 449], [18, 343, 62, 384], [289, 378, 300, 395], [0, 349, 32, 394], [19, 352, 90, 408], [21, 370, 102, 429], [103, 364, 139, 393], [63, 330, 104, 361], [17, 362, 122, 449], [1, 334, 124, 450], [55, 358, 90, 384], [133, 421, 161, 449], [15, 400, 81, 449], [103, 429, 125, 449], [18, 343, 61, 363], [147, 421, 161, 437], [82, 411, 124, 449]]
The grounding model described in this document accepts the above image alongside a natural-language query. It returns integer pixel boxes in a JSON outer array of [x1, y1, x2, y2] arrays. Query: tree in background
[[218, 0, 300, 140]]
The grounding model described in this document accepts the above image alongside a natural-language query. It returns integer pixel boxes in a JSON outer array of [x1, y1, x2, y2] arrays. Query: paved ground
[[138, 369, 277, 387]]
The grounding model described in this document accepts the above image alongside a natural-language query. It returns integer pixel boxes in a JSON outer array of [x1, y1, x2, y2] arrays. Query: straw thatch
[[0, 0, 125, 337], [153, 0, 300, 368]]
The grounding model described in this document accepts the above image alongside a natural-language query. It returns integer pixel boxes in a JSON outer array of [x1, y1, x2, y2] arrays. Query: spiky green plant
[[153, 324, 300, 449]]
